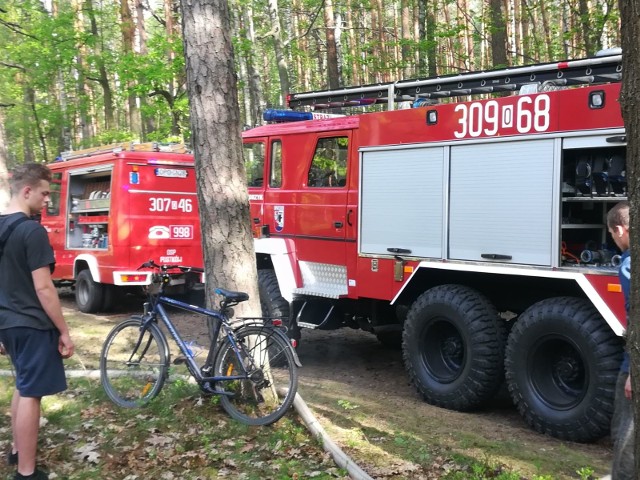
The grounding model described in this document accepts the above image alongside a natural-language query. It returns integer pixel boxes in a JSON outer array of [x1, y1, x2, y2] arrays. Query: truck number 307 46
[[453, 94, 551, 138], [149, 197, 193, 213]]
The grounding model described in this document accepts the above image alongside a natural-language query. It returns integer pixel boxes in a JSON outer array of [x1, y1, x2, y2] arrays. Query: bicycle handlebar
[[137, 260, 204, 274]]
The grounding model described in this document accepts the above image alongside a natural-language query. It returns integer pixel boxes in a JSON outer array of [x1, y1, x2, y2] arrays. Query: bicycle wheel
[[100, 317, 169, 408], [214, 325, 298, 425]]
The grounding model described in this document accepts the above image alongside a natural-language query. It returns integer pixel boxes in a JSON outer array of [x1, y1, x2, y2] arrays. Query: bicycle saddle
[[215, 288, 249, 303]]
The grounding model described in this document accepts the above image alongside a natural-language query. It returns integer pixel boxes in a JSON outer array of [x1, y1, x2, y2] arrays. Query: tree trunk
[[345, 0, 360, 84], [243, 8, 264, 124], [136, 0, 155, 139], [85, 0, 115, 130], [323, 0, 340, 89], [121, 0, 141, 138], [401, 0, 411, 78], [267, 0, 290, 103], [179, 0, 260, 317], [619, 0, 640, 472], [538, 0, 554, 60], [488, 0, 508, 68], [25, 86, 47, 162], [73, 0, 92, 143]]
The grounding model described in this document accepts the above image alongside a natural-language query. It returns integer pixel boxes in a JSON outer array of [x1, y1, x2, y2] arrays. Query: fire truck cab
[[43, 143, 203, 313], [243, 52, 627, 442]]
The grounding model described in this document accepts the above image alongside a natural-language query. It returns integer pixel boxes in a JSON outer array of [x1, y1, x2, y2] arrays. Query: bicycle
[[100, 260, 300, 426]]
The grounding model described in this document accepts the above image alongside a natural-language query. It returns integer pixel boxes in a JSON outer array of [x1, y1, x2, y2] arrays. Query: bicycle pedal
[[173, 356, 187, 365]]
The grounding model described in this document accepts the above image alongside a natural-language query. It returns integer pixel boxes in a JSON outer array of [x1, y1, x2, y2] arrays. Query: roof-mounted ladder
[[287, 53, 622, 111], [58, 142, 189, 161]]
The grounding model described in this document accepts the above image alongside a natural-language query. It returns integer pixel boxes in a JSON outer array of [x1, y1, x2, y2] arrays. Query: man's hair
[[607, 201, 630, 229], [9, 163, 52, 196]]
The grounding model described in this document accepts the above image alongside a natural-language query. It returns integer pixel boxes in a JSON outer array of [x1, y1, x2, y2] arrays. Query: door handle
[[253, 217, 260, 224], [347, 209, 353, 226], [334, 221, 343, 228]]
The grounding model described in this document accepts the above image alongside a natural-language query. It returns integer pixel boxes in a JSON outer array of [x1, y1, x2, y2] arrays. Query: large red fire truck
[[243, 51, 627, 442], [41, 143, 203, 313]]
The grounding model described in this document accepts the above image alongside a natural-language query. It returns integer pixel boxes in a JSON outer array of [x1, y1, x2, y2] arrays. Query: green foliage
[[91, 129, 136, 147], [337, 399, 359, 410], [0, 377, 345, 479], [0, 0, 624, 160]]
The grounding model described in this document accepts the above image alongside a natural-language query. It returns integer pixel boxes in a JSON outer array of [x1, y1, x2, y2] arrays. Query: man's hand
[[0, 342, 5, 355], [59, 333, 75, 359], [625, 374, 632, 400]]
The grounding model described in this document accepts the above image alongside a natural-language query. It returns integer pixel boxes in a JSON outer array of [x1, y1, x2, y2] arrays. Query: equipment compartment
[[67, 169, 113, 250], [560, 146, 626, 269]]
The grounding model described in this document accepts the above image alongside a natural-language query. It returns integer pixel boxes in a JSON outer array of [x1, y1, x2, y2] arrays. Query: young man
[[0, 163, 74, 480], [607, 201, 633, 480]]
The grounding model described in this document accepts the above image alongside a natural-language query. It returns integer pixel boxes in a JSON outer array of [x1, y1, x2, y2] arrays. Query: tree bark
[[619, 0, 640, 472], [323, 0, 340, 89], [85, 0, 115, 130], [73, 0, 92, 143], [266, 0, 290, 103], [121, 0, 141, 138], [136, 0, 155, 138], [179, 0, 260, 316], [401, 0, 411, 78], [345, 0, 360, 85], [488, 0, 508, 68], [243, 7, 264, 124]]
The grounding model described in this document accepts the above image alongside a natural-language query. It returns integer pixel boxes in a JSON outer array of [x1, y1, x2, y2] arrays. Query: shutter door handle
[[334, 221, 343, 228], [481, 253, 512, 260]]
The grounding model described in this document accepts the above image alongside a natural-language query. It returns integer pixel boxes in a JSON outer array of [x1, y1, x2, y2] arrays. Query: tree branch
[[0, 61, 25, 71], [0, 17, 38, 40]]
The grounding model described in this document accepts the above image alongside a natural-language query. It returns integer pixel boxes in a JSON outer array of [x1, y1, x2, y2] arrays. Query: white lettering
[[453, 95, 551, 138], [149, 197, 193, 213], [160, 256, 183, 263]]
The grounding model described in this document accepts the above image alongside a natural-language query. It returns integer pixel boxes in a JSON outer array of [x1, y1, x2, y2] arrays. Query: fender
[[73, 254, 102, 283], [254, 237, 299, 302], [392, 260, 625, 337]]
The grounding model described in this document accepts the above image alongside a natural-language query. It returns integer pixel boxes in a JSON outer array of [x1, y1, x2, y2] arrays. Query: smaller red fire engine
[[42, 142, 203, 313]]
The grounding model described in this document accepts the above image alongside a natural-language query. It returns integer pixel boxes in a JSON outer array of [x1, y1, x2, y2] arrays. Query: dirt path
[[58, 290, 614, 479]]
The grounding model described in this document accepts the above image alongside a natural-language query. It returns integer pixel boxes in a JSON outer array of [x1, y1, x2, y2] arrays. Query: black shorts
[[0, 327, 67, 397]]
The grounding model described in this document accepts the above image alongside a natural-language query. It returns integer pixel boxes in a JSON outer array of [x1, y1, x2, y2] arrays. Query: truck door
[[293, 134, 350, 297], [244, 140, 266, 236]]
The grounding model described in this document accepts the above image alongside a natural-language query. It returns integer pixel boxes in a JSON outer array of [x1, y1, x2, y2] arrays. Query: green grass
[[0, 376, 345, 480], [0, 308, 612, 479]]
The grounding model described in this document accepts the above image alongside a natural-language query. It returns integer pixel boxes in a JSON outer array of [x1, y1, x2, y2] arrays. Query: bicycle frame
[[143, 294, 254, 386]]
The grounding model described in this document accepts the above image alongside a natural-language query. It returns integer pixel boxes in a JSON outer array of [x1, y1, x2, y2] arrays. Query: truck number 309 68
[[453, 94, 551, 138], [149, 197, 193, 213]]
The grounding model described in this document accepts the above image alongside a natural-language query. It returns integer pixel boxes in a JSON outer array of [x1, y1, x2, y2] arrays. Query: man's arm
[[32, 266, 74, 358]]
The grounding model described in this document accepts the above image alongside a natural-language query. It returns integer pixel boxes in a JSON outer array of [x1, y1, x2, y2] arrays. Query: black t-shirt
[[0, 212, 56, 330]]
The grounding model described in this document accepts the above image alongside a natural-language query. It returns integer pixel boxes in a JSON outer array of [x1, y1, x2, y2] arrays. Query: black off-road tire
[[505, 297, 622, 442], [101, 284, 115, 312], [75, 269, 104, 313], [258, 269, 299, 342], [402, 284, 507, 410]]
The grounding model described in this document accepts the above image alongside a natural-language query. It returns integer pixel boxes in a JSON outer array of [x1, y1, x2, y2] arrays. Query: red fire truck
[[42, 143, 203, 313], [242, 51, 627, 442]]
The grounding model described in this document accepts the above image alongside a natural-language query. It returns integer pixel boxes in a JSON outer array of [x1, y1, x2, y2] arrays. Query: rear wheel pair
[[100, 319, 298, 425], [402, 286, 621, 442]]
